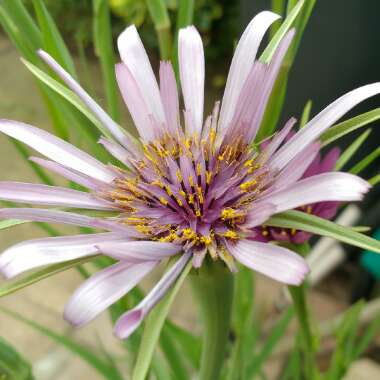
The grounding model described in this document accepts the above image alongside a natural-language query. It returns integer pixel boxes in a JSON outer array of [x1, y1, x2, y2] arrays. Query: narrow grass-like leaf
[[0, 306, 123, 380], [132, 260, 192, 380], [326, 301, 364, 380], [300, 100, 312, 128], [260, 0, 305, 64], [269, 0, 286, 38], [352, 311, 380, 359], [146, 0, 172, 60], [350, 146, 380, 175], [0, 219, 27, 230], [369, 174, 380, 186], [93, 0, 120, 121], [246, 308, 295, 378], [165, 321, 201, 368], [320, 108, 380, 146], [0, 337, 34, 380], [32, 0, 77, 77], [0, 256, 98, 297], [335, 129, 371, 170], [267, 210, 380, 254], [1, 0, 41, 49], [22, 58, 114, 140]]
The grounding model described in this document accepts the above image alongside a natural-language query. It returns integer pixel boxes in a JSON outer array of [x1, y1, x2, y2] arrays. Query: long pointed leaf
[[267, 210, 380, 254]]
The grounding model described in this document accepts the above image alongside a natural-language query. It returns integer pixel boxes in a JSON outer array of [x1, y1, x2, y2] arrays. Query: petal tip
[[114, 309, 144, 340]]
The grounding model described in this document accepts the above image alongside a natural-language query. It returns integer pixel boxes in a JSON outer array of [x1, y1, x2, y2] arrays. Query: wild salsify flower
[[0, 11, 378, 339]]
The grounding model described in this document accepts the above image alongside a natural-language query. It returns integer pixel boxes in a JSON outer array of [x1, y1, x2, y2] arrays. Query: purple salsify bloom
[[255, 134, 341, 244], [0, 10, 378, 339]]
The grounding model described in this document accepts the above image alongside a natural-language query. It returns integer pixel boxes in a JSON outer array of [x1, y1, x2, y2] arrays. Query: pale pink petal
[[272, 142, 320, 190], [0, 208, 137, 234], [244, 203, 276, 229], [0, 120, 115, 183], [30, 157, 106, 191], [117, 26, 166, 127], [271, 83, 380, 170], [227, 239, 309, 285], [159, 61, 180, 135], [0, 233, 127, 278], [0, 182, 115, 210], [98, 137, 135, 166], [178, 26, 205, 135], [114, 252, 191, 339], [37, 50, 136, 153], [258, 172, 370, 213], [115, 63, 153, 140], [219, 11, 281, 133], [98, 241, 182, 262], [64, 261, 157, 327]]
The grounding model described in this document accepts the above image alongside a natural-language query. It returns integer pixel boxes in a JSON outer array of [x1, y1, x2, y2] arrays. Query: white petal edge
[[64, 260, 157, 327], [178, 26, 205, 135], [227, 239, 309, 285], [117, 26, 166, 127], [0, 233, 128, 278], [0, 120, 115, 183], [219, 11, 281, 133]]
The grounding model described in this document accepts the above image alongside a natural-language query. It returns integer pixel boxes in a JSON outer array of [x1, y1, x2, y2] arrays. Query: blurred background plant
[[0, 0, 380, 379]]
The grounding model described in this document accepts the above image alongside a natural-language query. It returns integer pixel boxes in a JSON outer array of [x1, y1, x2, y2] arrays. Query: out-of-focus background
[[0, 1, 379, 379]]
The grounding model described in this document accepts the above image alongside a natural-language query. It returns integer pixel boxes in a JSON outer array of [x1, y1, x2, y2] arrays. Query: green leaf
[[32, 0, 77, 77], [0, 256, 98, 297], [21, 58, 114, 140], [350, 146, 380, 175], [132, 259, 192, 380], [1, 0, 41, 50], [300, 100, 312, 128], [0, 219, 26, 230], [369, 174, 380, 186], [326, 301, 364, 380], [260, 0, 305, 64], [320, 108, 380, 146], [164, 320, 201, 369], [93, 0, 120, 121], [267, 210, 380, 254], [335, 129, 371, 170], [0, 306, 123, 380], [146, 0, 172, 60], [246, 308, 295, 378], [353, 310, 380, 359], [269, 0, 286, 38], [0, 337, 34, 380]]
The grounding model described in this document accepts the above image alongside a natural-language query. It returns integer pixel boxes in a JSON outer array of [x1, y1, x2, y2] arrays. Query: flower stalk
[[191, 262, 234, 380]]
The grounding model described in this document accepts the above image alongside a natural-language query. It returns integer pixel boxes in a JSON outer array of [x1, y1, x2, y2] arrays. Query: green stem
[[288, 282, 318, 380], [190, 262, 234, 380]]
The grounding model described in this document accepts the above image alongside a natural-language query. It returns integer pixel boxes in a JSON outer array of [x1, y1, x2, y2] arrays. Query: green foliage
[[0, 306, 123, 380], [0, 337, 34, 380]]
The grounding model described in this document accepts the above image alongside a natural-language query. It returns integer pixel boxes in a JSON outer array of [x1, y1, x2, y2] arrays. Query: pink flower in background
[[255, 137, 341, 244], [0, 11, 378, 339]]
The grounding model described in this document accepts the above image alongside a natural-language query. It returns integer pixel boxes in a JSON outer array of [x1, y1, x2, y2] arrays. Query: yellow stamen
[[221, 208, 235, 220], [159, 197, 168, 205]]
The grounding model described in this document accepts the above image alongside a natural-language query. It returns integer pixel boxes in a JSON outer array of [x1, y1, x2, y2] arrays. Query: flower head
[[0, 11, 378, 339]]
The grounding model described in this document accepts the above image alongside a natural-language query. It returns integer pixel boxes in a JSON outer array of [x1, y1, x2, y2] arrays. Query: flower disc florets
[[102, 124, 271, 267]]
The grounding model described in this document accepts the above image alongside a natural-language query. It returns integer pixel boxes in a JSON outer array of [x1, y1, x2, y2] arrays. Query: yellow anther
[[262, 230, 269, 236], [306, 206, 312, 214], [197, 187, 204, 204], [179, 190, 186, 198], [185, 138, 191, 149], [188, 194, 195, 204], [135, 225, 151, 234], [221, 208, 235, 220], [291, 228, 297, 235], [165, 185, 172, 196], [151, 180, 164, 188], [200, 235, 212, 245], [240, 179, 257, 192], [188, 176, 194, 187], [176, 197, 183, 207], [159, 197, 168, 205], [195, 209, 202, 217], [206, 171, 212, 184], [176, 170, 183, 183], [224, 230, 238, 239], [182, 228, 197, 240], [244, 159, 254, 167], [196, 162, 202, 176]]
